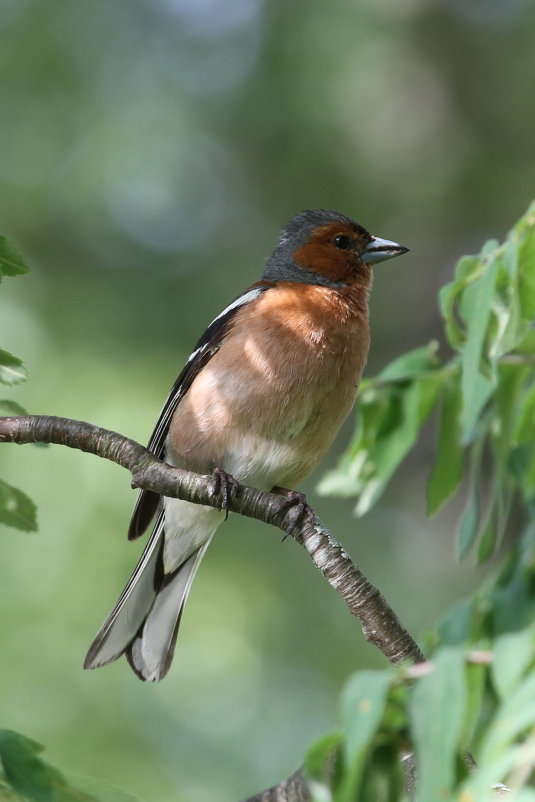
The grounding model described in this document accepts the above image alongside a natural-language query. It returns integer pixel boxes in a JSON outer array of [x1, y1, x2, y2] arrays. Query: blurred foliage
[[0, 240, 35, 532], [320, 201, 535, 563], [0, 238, 29, 387], [0, 729, 141, 802], [1, 0, 535, 800]]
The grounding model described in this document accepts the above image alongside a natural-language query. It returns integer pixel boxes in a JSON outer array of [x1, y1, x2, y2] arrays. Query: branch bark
[[243, 768, 312, 802], [0, 414, 425, 800]]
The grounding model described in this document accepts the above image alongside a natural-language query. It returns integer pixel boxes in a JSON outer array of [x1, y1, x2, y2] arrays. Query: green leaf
[[462, 373, 494, 442], [439, 280, 463, 349], [490, 240, 525, 357], [462, 661, 486, 746], [305, 732, 341, 783], [489, 236, 532, 358], [0, 730, 52, 802], [488, 205, 535, 359], [336, 670, 392, 802], [492, 571, 529, 634], [61, 772, 143, 802], [457, 490, 480, 560], [474, 667, 535, 787], [439, 255, 480, 350], [0, 237, 29, 280], [437, 599, 474, 645], [0, 478, 38, 531], [355, 374, 443, 515], [0, 350, 27, 386], [521, 447, 535, 497], [517, 208, 535, 322], [409, 648, 466, 802], [513, 327, 535, 355], [358, 744, 404, 802], [509, 443, 531, 485], [305, 734, 341, 801], [459, 253, 499, 437], [477, 513, 497, 565], [427, 378, 464, 514], [0, 730, 137, 802], [505, 792, 535, 802], [0, 400, 28, 416], [456, 433, 485, 560], [491, 626, 534, 700], [514, 380, 535, 445], [377, 341, 441, 383], [493, 363, 528, 465], [478, 364, 527, 554]]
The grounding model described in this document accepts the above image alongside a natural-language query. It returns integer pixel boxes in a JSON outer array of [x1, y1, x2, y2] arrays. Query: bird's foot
[[272, 486, 313, 540], [211, 466, 240, 519]]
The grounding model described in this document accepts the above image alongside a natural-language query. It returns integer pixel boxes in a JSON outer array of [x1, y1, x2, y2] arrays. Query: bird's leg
[[271, 486, 313, 540], [211, 466, 240, 520]]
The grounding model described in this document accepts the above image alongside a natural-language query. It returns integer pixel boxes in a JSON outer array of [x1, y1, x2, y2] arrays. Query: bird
[[84, 209, 408, 681]]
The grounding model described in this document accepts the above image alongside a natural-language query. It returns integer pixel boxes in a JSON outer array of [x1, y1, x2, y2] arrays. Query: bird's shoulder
[[148, 282, 274, 457]]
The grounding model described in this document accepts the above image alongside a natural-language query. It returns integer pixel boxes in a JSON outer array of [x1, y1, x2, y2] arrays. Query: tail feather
[[126, 543, 209, 681], [84, 512, 165, 670], [84, 508, 212, 681]]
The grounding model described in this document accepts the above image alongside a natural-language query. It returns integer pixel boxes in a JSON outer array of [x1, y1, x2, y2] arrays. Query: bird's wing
[[128, 283, 271, 540]]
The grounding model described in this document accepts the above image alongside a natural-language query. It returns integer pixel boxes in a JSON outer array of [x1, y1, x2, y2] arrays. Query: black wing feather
[[128, 284, 269, 540]]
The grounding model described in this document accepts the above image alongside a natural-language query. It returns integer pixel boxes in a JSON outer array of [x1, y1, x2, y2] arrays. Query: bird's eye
[[333, 234, 351, 250]]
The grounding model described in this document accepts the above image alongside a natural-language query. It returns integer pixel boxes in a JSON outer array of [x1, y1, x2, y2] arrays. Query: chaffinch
[[84, 209, 408, 681]]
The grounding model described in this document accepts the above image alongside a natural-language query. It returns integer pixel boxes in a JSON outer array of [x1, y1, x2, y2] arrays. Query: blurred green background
[[1, 0, 535, 800]]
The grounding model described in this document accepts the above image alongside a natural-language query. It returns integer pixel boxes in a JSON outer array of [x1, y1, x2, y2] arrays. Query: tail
[[127, 543, 209, 681], [84, 511, 210, 682]]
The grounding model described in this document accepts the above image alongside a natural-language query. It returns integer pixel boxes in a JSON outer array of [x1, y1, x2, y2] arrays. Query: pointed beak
[[362, 236, 409, 264]]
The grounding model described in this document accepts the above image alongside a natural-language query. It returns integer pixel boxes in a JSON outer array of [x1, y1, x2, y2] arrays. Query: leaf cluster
[[307, 512, 535, 800], [307, 641, 535, 801], [0, 239, 37, 532]]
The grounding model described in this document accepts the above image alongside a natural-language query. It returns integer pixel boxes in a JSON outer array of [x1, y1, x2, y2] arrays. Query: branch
[[0, 414, 425, 799], [242, 768, 311, 802]]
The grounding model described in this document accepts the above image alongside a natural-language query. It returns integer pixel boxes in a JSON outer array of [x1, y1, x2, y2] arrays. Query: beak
[[362, 236, 409, 264]]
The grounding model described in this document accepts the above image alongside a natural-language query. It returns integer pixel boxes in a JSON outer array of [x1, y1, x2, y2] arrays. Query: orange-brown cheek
[[293, 242, 350, 282]]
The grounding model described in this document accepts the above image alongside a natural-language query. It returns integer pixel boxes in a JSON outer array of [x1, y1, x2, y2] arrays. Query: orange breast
[[167, 282, 370, 490]]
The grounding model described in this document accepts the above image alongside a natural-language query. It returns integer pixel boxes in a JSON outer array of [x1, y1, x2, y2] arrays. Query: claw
[[211, 466, 239, 519], [272, 486, 312, 540]]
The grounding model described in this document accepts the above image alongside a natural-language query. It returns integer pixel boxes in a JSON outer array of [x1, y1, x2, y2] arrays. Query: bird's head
[[262, 209, 408, 289]]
